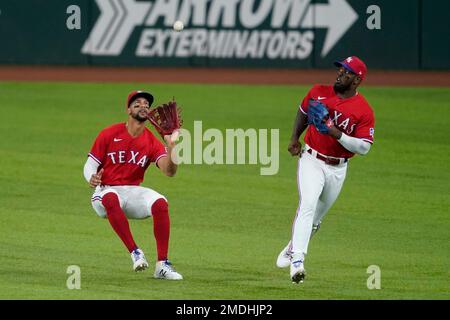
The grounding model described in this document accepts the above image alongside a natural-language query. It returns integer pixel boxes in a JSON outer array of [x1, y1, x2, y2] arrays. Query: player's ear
[[353, 76, 362, 86]]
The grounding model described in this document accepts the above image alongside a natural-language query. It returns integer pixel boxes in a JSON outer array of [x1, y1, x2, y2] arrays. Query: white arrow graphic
[[82, 0, 357, 58], [82, 0, 151, 56], [302, 0, 358, 57]]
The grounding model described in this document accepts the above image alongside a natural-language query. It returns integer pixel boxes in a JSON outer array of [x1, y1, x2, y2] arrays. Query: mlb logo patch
[[370, 128, 375, 137]]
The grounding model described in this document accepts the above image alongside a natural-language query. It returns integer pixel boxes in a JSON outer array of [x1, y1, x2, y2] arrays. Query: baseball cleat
[[154, 260, 183, 280], [276, 243, 292, 268], [131, 248, 149, 272], [290, 254, 306, 284]]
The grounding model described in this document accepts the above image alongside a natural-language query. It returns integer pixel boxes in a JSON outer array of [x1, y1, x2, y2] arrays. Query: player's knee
[[299, 202, 316, 216], [102, 192, 120, 210], [151, 198, 169, 216]]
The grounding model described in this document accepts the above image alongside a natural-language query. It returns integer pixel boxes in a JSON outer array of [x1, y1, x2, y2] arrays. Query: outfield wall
[[0, 0, 449, 69]]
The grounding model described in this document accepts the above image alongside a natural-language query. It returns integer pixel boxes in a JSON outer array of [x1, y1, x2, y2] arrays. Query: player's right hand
[[89, 168, 104, 188], [288, 140, 302, 156]]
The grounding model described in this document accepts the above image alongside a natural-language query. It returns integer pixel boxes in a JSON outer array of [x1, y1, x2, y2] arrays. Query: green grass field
[[0, 81, 449, 300]]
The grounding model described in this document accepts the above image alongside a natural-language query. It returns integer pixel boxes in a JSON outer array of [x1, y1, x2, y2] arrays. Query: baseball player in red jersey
[[83, 90, 182, 280], [277, 56, 375, 283]]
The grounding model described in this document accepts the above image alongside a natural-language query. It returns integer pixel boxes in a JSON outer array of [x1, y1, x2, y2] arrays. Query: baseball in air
[[173, 20, 184, 32]]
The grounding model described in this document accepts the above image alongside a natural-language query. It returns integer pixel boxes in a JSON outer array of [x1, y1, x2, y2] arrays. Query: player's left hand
[[307, 100, 334, 134], [318, 118, 335, 134], [163, 129, 179, 148], [327, 125, 343, 139], [148, 99, 182, 138]]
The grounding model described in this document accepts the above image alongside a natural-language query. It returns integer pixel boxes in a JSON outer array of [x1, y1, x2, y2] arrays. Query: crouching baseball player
[[83, 90, 183, 280], [278, 56, 376, 283]]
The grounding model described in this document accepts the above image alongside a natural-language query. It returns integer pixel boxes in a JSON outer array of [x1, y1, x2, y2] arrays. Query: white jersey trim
[[88, 153, 102, 165], [155, 153, 167, 163], [155, 153, 168, 168], [299, 105, 307, 115]]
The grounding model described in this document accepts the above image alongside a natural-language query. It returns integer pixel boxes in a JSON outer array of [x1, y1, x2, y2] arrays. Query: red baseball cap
[[334, 56, 367, 80], [126, 90, 154, 108]]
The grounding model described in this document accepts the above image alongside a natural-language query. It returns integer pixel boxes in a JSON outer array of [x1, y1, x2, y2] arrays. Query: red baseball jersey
[[300, 85, 375, 158], [88, 123, 167, 186]]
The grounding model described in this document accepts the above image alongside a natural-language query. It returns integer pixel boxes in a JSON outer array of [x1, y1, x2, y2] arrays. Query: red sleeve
[[149, 136, 167, 164], [88, 130, 108, 165], [299, 86, 317, 114], [353, 110, 375, 144]]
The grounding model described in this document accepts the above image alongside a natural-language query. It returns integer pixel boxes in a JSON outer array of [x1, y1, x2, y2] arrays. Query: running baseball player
[[83, 90, 182, 280], [277, 56, 375, 283]]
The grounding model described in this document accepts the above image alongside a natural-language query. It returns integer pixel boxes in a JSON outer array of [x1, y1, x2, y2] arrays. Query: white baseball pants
[[290, 147, 348, 257], [91, 185, 166, 219]]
